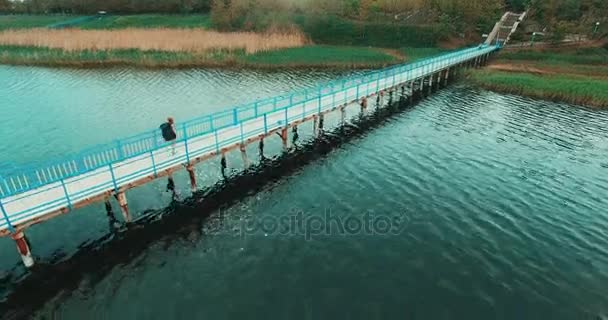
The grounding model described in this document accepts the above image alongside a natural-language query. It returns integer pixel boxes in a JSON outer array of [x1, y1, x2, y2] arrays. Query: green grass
[[0, 14, 211, 30], [0, 15, 81, 30], [293, 14, 445, 48], [0, 45, 235, 68], [0, 45, 404, 69], [401, 47, 446, 62], [498, 47, 608, 65], [243, 45, 400, 67], [78, 14, 211, 29], [470, 70, 608, 107]]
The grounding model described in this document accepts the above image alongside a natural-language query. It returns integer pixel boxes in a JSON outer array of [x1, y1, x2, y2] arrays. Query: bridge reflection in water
[[0, 45, 498, 267]]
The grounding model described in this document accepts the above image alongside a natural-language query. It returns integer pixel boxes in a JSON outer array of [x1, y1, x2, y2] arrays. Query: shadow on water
[[0, 86, 426, 319]]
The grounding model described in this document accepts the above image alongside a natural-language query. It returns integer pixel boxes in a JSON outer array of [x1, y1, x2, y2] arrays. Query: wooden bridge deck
[[0, 45, 498, 238]]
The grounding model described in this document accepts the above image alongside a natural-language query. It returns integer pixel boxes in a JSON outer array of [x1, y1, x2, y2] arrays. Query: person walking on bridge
[[160, 117, 177, 156]]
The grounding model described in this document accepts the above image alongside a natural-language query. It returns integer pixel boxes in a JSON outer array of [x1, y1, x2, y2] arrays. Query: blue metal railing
[[0, 45, 498, 202]]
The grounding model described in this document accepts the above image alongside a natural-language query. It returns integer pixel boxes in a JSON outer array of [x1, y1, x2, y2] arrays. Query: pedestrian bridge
[[0, 44, 499, 267]]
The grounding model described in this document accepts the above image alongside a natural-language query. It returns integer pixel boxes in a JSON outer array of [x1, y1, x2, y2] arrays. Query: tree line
[[1, 0, 212, 14], [1, 0, 605, 41]]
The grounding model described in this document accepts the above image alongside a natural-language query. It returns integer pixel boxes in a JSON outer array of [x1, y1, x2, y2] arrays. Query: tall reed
[[0, 28, 307, 53]]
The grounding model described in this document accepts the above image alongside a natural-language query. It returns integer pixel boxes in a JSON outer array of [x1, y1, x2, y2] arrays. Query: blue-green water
[[2, 65, 608, 319]]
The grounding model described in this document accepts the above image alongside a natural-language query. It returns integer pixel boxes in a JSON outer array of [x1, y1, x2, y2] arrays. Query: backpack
[[160, 123, 177, 141]]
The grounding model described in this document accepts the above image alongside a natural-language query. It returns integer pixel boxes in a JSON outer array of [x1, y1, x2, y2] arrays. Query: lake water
[[1, 65, 608, 319]]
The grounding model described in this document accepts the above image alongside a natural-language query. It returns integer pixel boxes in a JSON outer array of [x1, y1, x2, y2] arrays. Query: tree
[[0, 0, 10, 12]]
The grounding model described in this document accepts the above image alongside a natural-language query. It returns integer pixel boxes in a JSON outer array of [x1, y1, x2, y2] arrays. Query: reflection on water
[[2, 65, 608, 319]]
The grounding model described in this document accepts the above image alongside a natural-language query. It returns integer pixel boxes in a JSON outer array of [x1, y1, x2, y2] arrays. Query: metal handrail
[[0, 45, 498, 200]]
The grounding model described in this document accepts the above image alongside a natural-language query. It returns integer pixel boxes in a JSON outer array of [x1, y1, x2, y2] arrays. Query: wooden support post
[[428, 74, 433, 95], [281, 127, 289, 151], [239, 144, 250, 170], [319, 114, 325, 133], [258, 138, 265, 160], [115, 191, 131, 223], [409, 81, 414, 104], [360, 97, 367, 114], [105, 198, 119, 230], [186, 164, 197, 193], [220, 153, 227, 178], [445, 68, 450, 86], [340, 106, 346, 124], [312, 115, 319, 138], [12, 231, 34, 268], [419, 78, 425, 97]]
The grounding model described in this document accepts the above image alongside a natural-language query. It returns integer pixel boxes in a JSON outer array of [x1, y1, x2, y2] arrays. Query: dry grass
[[0, 28, 307, 54]]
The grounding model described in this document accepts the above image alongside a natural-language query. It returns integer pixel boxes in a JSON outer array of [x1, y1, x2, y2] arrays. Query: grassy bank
[[78, 14, 212, 29], [469, 46, 608, 108], [0, 14, 447, 69], [469, 70, 608, 108], [0, 45, 404, 69], [0, 15, 80, 30], [0, 14, 210, 30]]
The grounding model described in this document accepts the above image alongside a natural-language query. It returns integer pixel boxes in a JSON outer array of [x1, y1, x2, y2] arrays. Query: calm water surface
[[1, 65, 608, 319]]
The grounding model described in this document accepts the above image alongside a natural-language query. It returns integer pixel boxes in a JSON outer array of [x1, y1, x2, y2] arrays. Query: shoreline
[[470, 80, 608, 108], [0, 44, 403, 70], [467, 46, 608, 108], [0, 59, 397, 70]]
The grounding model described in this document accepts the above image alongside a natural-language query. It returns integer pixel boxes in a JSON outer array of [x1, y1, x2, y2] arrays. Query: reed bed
[[0, 45, 402, 69], [469, 70, 608, 108], [0, 28, 307, 54]]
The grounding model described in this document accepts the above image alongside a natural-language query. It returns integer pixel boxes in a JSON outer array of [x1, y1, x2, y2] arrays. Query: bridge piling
[[445, 68, 450, 86], [105, 197, 119, 230], [186, 164, 197, 193], [239, 145, 250, 170], [291, 126, 299, 146], [280, 127, 289, 151], [313, 115, 319, 138], [340, 106, 346, 124], [428, 74, 433, 95], [12, 231, 34, 268], [259, 138, 265, 160], [409, 81, 414, 104], [360, 97, 368, 114], [114, 191, 131, 223], [220, 153, 227, 178], [319, 114, 325, 133], [167, 175, 178, 201], [421, 78, 426, 97]]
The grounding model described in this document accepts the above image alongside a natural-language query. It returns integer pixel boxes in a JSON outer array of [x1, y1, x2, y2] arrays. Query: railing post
[[263, 113, 268, 135], [240, 122, 244, 144], [214, 130, 220, 154], [150, 150, 158, 177], [254, 102, 259, 118], [183, 125, 190, 164], [109, 163, 118, 192], [232, 108, 238, 125], [318, 88, 322, 113], [0, 200, 15, 233], [116, 140, 124, 159], [60, 179, 72, 210]]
